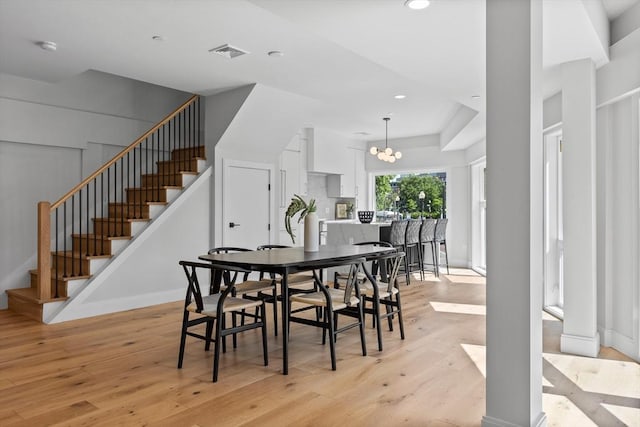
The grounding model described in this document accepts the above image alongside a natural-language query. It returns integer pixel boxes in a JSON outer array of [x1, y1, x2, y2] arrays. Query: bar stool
[[404, 219, 422, 282], [419, 218, 438, 278], [388, 220, 409, 284], [434, 218, 450, 275]]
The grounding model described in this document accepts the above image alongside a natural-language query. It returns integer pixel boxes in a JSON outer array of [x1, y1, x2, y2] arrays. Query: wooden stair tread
[[71, 234, 132, 240], [29, 269, 91, 281], [6, 287, 67, 304], [52, 251, 112, 260], [92, 217, 150, 223], [141, 171, 197, 177], [157, 157, 205, 163], [109, 201, 168, 206], [126, 186, 181, 191]]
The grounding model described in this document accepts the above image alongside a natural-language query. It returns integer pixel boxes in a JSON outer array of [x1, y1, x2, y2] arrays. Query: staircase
[[6, 95, 204, 322]]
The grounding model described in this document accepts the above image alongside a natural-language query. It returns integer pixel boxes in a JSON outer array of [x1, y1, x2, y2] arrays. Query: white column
[[483, 0, 546, 426], [560, 59, 600, 357]]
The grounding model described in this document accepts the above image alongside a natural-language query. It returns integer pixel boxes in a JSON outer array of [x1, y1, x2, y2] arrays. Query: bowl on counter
[[357, 210, 374, 224]]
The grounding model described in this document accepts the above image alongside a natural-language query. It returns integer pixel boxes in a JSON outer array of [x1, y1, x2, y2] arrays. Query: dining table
[[198, 244, 396, 375]]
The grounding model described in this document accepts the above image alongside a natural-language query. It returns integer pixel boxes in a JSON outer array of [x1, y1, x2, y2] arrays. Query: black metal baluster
[[86, 183, 89, 256], [78, 190, 82, 276], [120, 157, 124, 237], [153, 131, 157, 204], [63, 201, 67, 278], [55, 208, 59, 297], [107, 168, 110, 237], [93, 179, 97, 255], [71, 195, 75, 277], [101, 173, 104, 254]]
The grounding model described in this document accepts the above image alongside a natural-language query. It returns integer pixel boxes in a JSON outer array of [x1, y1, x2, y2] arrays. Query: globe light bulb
[[385, 147, 392, 155], [369, 146, 378, 155], [377, 152, 385, 160], [395, 151, 402, 159], [389, 156, 396, 163]]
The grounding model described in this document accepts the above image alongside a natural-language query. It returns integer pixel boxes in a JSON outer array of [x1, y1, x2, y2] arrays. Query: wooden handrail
[[51, 94, 198, 210]]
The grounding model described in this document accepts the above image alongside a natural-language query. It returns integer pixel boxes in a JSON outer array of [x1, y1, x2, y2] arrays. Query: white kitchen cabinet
[[327, 149, 355, 197], [306, 128, 350, 174]]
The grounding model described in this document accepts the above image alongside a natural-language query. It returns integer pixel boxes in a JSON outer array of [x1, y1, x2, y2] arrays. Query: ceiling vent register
[[209, 44, 250, 59]]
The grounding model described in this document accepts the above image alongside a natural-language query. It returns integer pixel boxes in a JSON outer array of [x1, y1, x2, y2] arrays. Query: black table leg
[[281, 272, 289, 375]]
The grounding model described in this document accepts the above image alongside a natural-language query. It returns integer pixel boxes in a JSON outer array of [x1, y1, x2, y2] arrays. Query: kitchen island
[[325, 220, 391, 245]]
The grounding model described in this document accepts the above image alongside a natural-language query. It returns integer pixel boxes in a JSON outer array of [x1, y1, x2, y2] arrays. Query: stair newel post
[[37, 201, 51, 301]]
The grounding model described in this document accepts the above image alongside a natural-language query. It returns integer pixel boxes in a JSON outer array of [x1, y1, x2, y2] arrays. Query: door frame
[[221, 158, 276, 248], [543, 128, 564, 317]]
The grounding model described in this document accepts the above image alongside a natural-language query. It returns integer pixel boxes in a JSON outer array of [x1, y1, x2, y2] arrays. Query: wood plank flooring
[[0, 269, 637, 426]]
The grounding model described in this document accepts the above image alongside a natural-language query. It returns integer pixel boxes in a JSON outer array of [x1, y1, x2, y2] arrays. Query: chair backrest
[[420, 218, 437, 243], [354, 241, 393, 248], [207, 247, 253, 284], [375, 251, 405, 293], [389, 220, 408, 246], [405, 219, 421, 245], [434, 218, 448, 242], [257, 244, 291, 250], [180, 260, 246, 314]]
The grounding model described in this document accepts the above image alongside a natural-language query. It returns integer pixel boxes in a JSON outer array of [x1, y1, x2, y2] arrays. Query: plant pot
[[304, 212, 319, 252]]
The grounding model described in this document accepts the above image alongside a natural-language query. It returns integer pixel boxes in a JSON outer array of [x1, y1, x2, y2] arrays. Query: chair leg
[[443, 241, 450, 275], [373, 296, 383, 351], [432, 242, 439, 277], [417, 243, 424, 281], [231, 312, 238, 349], [358, 303, 367, 356], [212, 317, 223, 382], [327, 310, 337, 371], [261, 303, 269, 367], [271, 292, 278, 337], [204, 318, 214, 351], [177, 312, 189, 368], [395, 293, 405, 340]]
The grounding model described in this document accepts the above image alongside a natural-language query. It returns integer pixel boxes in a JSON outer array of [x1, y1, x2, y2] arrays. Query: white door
[[223, 163, 271, 250]]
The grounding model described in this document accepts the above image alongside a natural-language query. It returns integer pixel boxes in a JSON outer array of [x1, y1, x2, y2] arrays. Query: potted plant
[[285, 194, 318, 250]]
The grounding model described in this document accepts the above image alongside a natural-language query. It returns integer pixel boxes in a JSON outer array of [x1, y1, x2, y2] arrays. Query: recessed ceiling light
[[404, 0, 430, 10], [471, 95, 481, 99], [38, 41, 57, 52], [394, 95, 406, 99], [268, 50, 284, 57], [354, 131, 371, 136], [152, 35, 166, 41]]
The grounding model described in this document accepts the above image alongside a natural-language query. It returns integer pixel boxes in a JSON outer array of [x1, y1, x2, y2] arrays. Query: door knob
[[229, 222, 240, 228]]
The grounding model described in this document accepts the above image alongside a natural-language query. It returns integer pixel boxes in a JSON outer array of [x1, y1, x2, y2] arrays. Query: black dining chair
[[177, 260, 268, 382], [334, 246, 404, 351], [208, 247, 277, 339], [288, 258, 367, 371]]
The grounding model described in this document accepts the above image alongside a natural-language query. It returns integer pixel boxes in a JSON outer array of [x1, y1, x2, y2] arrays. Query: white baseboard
[[482, 412, 546, 427], [598, 327, 639, 362], [560, 332, 601, 357]]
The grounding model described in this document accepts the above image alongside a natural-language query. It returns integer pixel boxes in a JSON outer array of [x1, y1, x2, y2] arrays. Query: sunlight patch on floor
[[460, 343, 639, 426], [431, 301, 486, 315], [601, 403, 640, 426], [461, 343, 486, 377], [543, 393, 598, 427], [543, 352, 640, 399]]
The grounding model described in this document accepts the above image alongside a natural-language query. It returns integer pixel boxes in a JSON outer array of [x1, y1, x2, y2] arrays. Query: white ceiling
[[0, 0, 633, 148]]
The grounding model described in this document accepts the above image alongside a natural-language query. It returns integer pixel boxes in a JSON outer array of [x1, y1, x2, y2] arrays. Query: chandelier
[[369, 117, 402, 163]]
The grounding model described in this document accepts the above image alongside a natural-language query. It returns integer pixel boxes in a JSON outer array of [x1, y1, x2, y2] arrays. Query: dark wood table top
[[198, 244, 395, 273]]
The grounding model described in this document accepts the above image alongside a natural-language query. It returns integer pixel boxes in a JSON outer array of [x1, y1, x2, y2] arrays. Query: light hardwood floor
[[0, 269, 637, 426]]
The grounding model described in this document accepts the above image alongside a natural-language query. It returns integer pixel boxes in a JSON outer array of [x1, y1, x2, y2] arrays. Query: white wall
[[0, 71, 191, 309], [594, 27, 640, 361]]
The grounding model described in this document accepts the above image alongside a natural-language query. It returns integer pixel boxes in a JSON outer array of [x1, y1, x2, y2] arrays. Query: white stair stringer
[[44, 166, 212, 324]]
